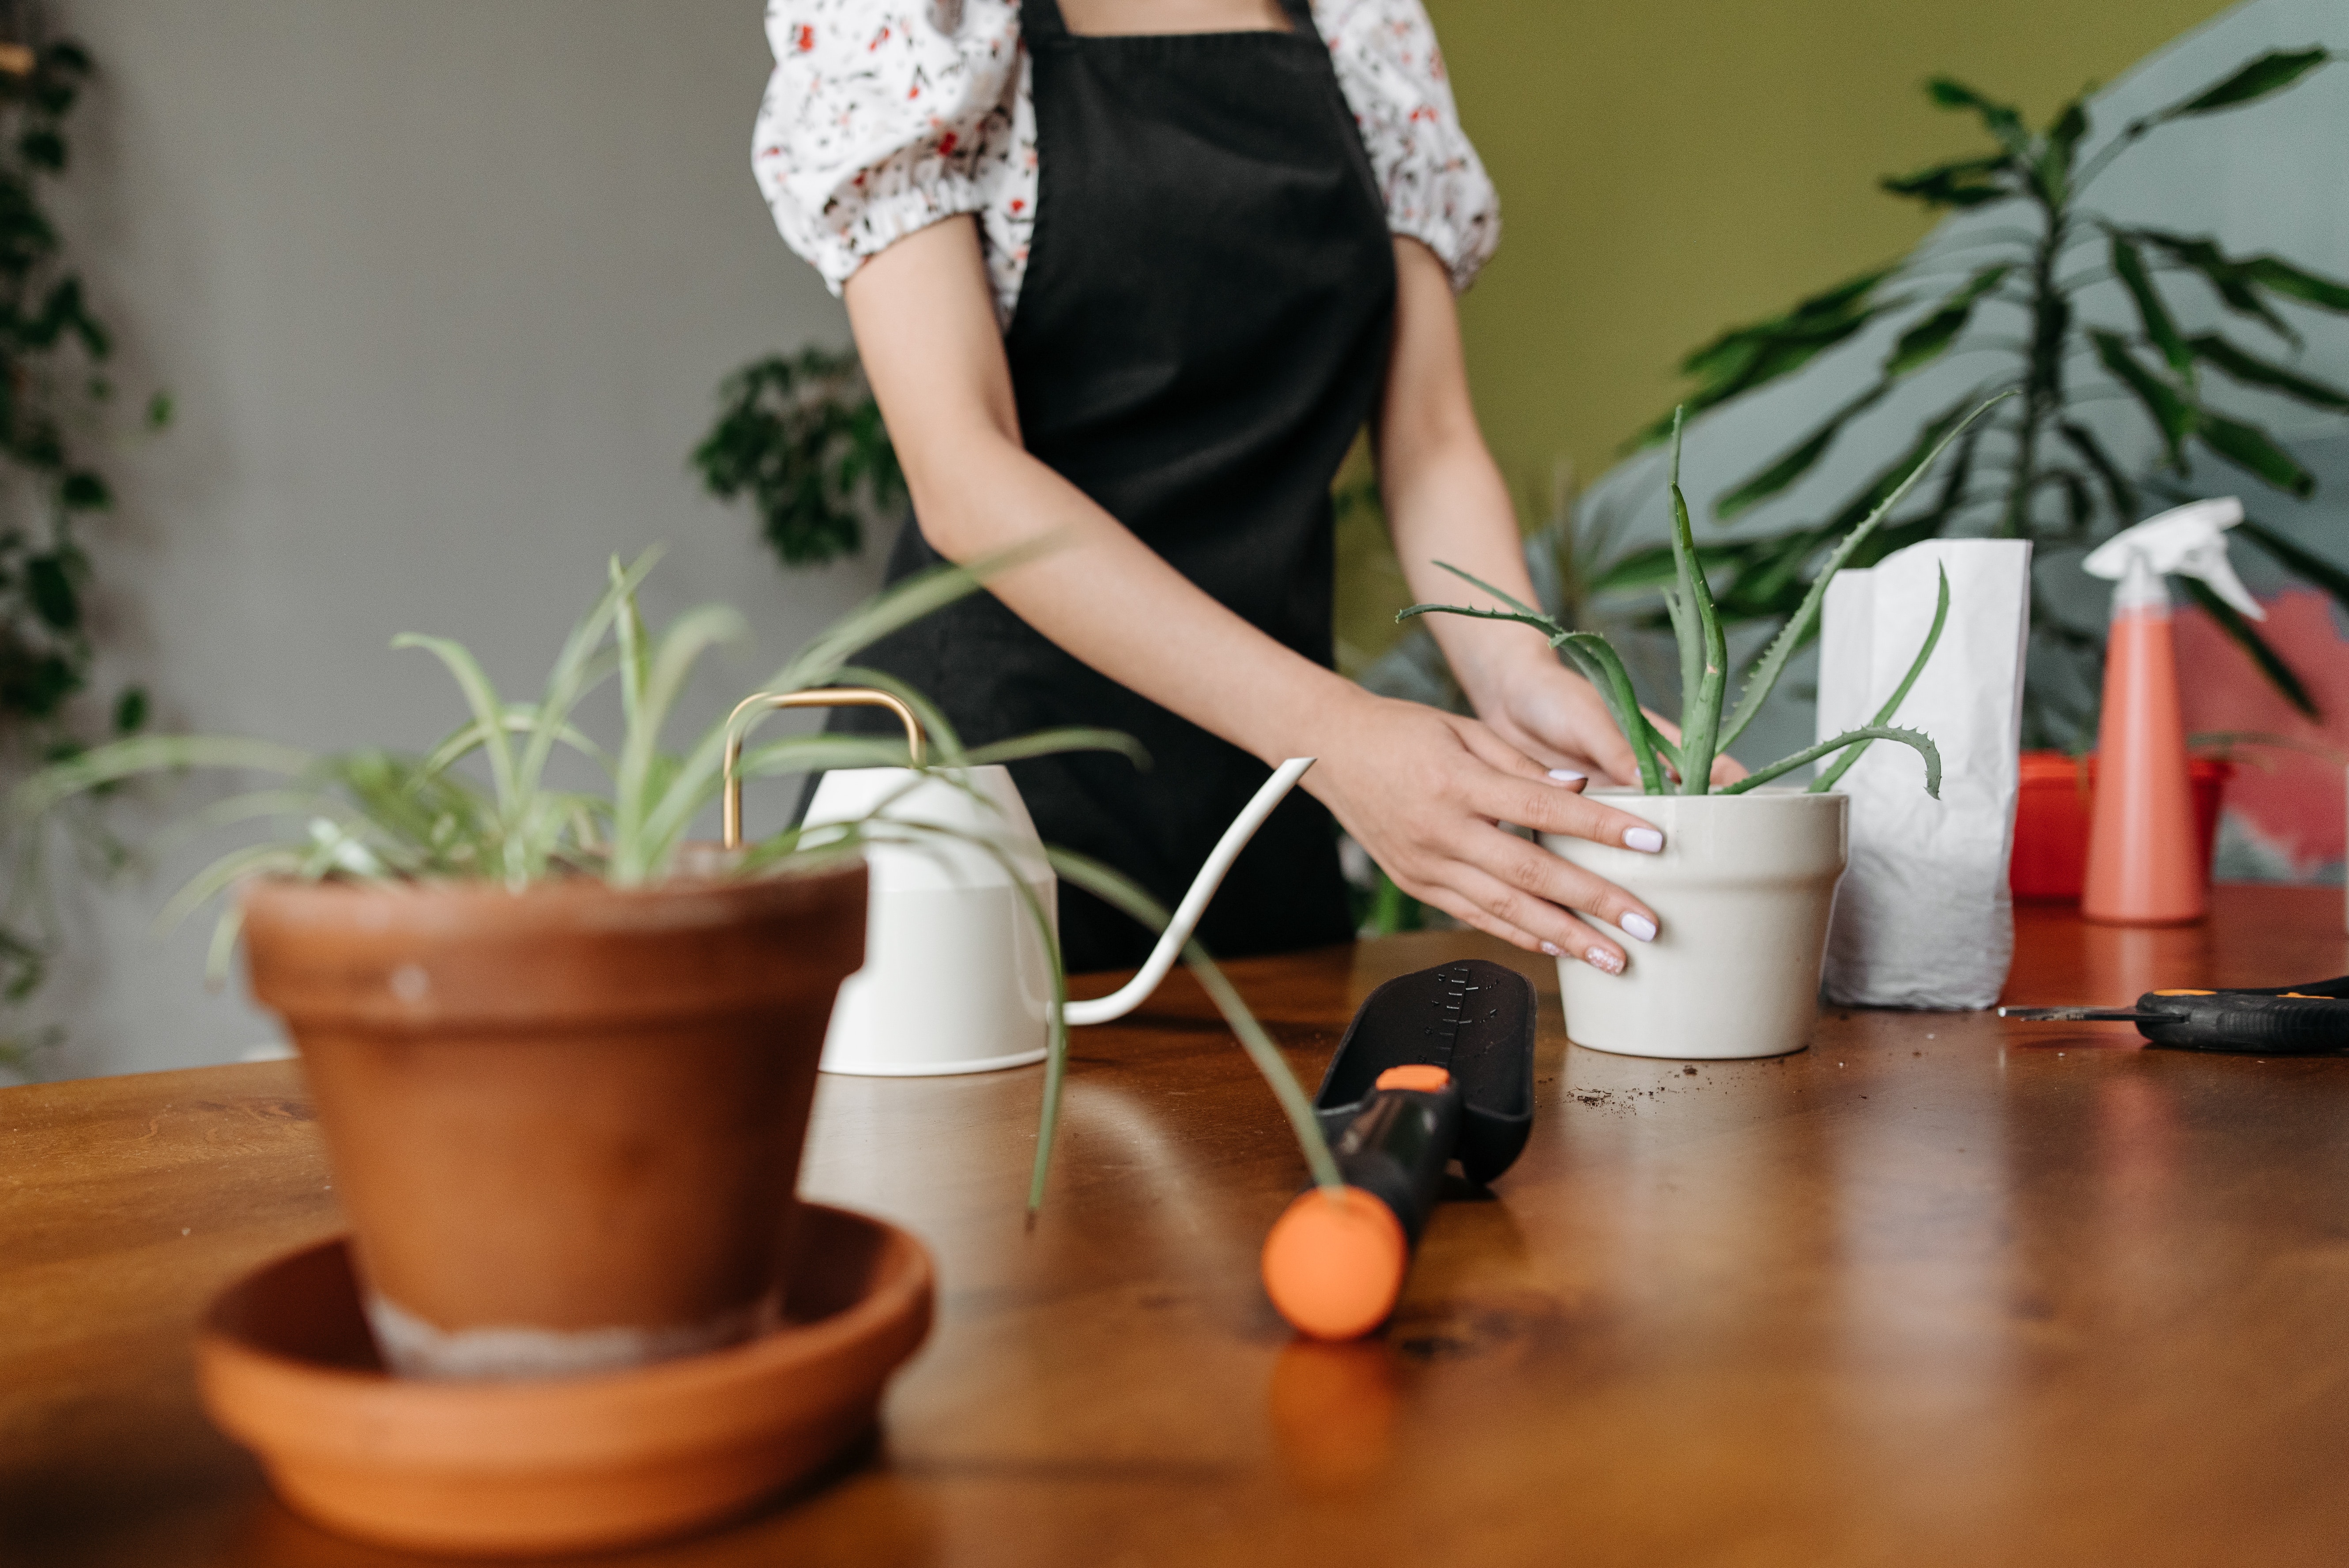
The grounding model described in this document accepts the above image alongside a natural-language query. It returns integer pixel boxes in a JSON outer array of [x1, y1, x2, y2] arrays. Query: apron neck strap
[[1023, 0, 1319, 42], [1022, 0, 1071, 42]]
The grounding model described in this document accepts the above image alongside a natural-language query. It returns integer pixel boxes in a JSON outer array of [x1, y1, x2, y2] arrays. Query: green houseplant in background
[[15, 548, 1340, 1379], [0, 26, 171, 1067], [1399, 400, 2000, 1061], [1628, 46, 2349, 745], [692, 347, 903, 569]]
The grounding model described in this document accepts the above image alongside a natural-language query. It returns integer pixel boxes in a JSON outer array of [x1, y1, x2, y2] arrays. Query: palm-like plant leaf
[[2177, 576, 2315, 718], [2189, 335, 2349, 411]]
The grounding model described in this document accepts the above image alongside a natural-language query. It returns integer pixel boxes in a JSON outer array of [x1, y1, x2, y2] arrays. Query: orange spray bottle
[[2080, 498, 2262, 925]]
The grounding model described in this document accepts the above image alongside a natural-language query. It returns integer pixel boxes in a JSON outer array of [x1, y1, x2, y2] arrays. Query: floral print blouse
[[752, 0, 1501, 327]]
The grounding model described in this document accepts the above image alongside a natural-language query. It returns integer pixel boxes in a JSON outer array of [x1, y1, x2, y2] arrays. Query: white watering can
[[723, 689, 1314, 1077]]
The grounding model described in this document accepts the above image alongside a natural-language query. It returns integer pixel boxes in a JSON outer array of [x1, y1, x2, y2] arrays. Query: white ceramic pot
[[802, 765, 1057, 1076], [1540, 787, 1849, 1060]]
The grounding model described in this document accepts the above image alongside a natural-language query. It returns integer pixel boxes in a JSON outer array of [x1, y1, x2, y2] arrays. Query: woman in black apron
[[759, 0, 1719, 975]]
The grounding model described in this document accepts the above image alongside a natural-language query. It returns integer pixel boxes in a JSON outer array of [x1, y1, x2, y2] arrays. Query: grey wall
[[24, 1, 878, 1078]]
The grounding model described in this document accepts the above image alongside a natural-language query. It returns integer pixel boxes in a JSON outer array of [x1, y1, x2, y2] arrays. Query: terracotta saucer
[[196, 1202, 933, 1558]]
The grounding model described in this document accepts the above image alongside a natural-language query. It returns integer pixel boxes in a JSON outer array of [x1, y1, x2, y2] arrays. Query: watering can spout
[[1063, 757, 1318, 1027]]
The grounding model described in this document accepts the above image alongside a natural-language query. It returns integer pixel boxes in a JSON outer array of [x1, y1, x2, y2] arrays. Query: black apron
[[832, 0, 1398, 973]]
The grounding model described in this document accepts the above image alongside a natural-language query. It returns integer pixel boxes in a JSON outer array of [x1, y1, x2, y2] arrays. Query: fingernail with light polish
[[1585, 946, 1625, 975], [1624, 827, 1664, 853], [1621, 911, 1657, 942], [1547, 769, 1586, 784], [1540, 940, 1562, 957]]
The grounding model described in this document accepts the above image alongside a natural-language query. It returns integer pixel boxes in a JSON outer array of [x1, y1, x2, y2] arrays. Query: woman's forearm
[[846, 219, 1370, 769]]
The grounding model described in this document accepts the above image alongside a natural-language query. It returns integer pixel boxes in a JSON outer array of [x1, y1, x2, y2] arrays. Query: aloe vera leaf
[[12, 735, 316, 829], [1731, 725, 1942, 798], [1665, 411, 1727, 795], [1555, 634, 1668, 794], [391, 634, 516, 813], [1715, 390, 2013, 752], [1810, 565, 1949, 793], [1045, 844, 1341, 1202]]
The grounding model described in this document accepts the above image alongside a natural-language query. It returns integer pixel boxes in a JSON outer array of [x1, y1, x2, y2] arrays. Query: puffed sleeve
[[752, 0, 1025, 296], [1320, 0, 1501, 292]]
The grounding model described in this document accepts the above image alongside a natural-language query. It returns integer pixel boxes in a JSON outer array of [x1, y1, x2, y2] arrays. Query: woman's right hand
[[1299, 687, 1668, 973]]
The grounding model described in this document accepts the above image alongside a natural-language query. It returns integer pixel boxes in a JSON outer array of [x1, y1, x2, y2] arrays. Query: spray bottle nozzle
[[2082, 498, 2265, 620]]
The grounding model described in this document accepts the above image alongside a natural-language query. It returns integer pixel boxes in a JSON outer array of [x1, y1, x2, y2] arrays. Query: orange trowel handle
[[1262, 1067, 1462, 1341]]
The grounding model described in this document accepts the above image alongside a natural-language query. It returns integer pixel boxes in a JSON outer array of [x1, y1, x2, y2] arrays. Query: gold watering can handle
[[721, 688, 924, 849]]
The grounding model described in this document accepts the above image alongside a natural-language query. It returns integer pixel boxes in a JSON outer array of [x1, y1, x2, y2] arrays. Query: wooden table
[[6, 885, 2348, 1566]]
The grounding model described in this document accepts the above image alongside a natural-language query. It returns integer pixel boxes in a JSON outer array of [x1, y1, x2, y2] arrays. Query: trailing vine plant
[[1620, 48, 2349, 746], [0, 18, 171, 1070]]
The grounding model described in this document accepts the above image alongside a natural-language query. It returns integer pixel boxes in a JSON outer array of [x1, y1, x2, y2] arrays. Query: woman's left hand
[[1472, 652, 1746, 789]]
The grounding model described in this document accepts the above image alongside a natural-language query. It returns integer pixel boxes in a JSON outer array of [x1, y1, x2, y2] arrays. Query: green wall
[[1425, 0, 2236, 489]]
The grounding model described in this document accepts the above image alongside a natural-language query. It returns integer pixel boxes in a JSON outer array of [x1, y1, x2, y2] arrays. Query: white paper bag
[[1815, 539, 2032, 1009]]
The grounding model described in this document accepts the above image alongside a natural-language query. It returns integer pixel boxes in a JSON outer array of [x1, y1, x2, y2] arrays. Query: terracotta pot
[[240, 863, 865, 1379], [1541, 788, 1849, 1060]]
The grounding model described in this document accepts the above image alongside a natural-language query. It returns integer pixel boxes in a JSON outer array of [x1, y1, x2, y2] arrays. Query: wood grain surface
[[5, 885, 2347, 1567]]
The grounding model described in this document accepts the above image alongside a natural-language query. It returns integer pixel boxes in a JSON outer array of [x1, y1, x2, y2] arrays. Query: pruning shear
[[1998, 976, 2349, 1054]]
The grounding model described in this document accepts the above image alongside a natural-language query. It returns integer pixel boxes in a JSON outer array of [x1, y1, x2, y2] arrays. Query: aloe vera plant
[[1402, 395, 2013, 797], [12, 548, 1341, 1207]]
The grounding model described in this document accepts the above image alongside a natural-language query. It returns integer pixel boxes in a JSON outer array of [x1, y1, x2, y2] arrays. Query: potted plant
[[1402, 398, 2005, 1059], [18, 547, 1342, 1376]]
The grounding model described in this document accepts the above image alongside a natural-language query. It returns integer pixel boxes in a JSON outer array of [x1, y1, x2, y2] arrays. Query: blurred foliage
[[1634, 48, 2349, 747], [692, 346, 904, 569], [0, 20, 169, 1074]]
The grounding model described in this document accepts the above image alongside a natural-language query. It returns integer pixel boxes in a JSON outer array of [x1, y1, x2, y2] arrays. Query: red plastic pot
[[2010, 751, 2231, 903]]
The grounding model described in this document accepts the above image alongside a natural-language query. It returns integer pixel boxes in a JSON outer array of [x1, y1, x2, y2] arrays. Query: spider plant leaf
[[961, 727, 1152, 770], [2088, 330, 2195, 467], [1731, 725, 1942, 798], [611, 603, 749, 885], [2130, 230, 2300, 345], [1811, 565, 1949, 793], [1927, 76, 2032, 157], [1879, 152, 2015, 209], [832, 664, 969, 761], [2188, 335, 2349, 411], [2111, 235, 2193, 374], [2058, 421, 2140, 523], [1716, 383, 1888, 520], [422, 705, 608, 780], [155, 841, 308, 936], [1883, 266, 2010, 377], [2177, 575, 2316, 718], [519, 547, 658, 802], [2242, 255, 2349, 313], [772, 537, 1052, 695], [2157, 46, 2332, 120], [2235, 518, 2349, 612], [2197, 411, 2315, 498], [1044, 845, 1339, 1206], [1716, 392, 2013, 752], [390, 634, 516, 810], [12, 735, 313, 821]]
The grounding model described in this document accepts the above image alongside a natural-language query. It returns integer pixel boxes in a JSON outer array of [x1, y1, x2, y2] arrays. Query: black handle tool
[[1260, 959, 1536, 1340], [1998, 976, 2349, 1054]]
